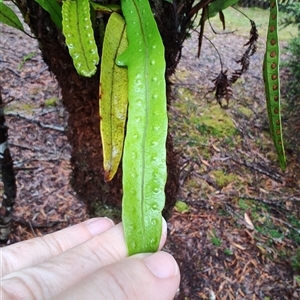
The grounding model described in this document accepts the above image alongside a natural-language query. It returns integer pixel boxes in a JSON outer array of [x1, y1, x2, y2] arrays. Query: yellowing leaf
[[100, 13, 128, 182]]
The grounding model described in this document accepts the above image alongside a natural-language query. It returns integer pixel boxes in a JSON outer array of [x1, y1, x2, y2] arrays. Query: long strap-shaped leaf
[[117, 0, 168, 255], [0, 1, 24, 32], [34, 0, 62, 29], [207, 0, 239, 19], [100, 13, 128, 182], [263, 0, 286, 170], [62, 0, 99, 77]]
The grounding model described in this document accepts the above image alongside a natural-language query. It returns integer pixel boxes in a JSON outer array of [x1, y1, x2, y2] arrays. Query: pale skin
[[1, 218, 180, 299]]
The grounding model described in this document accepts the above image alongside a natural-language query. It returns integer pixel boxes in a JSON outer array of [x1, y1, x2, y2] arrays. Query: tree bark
[[0, 86, 17, 242], [14, 0, 182, 219]]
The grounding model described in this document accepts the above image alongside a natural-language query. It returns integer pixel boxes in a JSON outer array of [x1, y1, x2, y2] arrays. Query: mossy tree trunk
[[13, 0, 196, 219]]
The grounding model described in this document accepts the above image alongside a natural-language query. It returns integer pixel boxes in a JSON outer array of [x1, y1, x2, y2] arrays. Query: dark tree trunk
[[0, 86, 17, 242], [14, 0, 183, 219]]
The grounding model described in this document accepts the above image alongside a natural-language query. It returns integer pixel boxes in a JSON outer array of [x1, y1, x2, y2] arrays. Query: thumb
[[54, 251, 180, 300]]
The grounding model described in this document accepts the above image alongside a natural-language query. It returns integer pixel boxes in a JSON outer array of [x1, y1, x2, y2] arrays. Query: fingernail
[[86, 217, 115, 236], [143, 251, 179, 279]]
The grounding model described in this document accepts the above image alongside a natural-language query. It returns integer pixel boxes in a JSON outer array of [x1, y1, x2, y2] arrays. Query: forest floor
[[1, 5, 300, 300]]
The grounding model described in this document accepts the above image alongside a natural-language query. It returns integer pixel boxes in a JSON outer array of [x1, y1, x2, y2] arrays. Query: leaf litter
[[166, 15, 300, 300]]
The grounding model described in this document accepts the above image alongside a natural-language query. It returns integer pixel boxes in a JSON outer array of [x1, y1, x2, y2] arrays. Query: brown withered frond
[[230, 69, 243, 85], [205, 16, 258, 108], [211, 70, 232, 108], [236, 49, 250, 73], [244, 20, 258, 54], [236, 20, 258, 73]]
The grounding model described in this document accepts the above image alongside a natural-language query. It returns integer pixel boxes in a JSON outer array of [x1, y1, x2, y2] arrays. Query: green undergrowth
[[175, 200, 190, 213], [210, 169, 239, 189], [18, 52, 37, 70], [210, 228, 222, 247], [170, 87, 238, 160], [5, 102, 37, 114], [171, 8, 300, 278], [235, 105, 253, 118], [170, 79, 299, 273], [4, 97, 60, 114], [291, 249, 300, 273], [90, 202, 121, 222], [237, 198, 300, 261], [44, 97, 59, 107]]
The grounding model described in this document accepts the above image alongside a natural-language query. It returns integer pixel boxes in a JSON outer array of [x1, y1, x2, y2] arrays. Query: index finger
[[2, 217, 114, 276], [2, 220, 168, 300]]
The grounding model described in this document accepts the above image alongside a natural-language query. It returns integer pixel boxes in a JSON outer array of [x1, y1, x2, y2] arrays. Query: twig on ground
[[12, 217, 67, 228], [239, 195, 285, 208], [239, 195, 300, 204], [179, 160, 195, 186], [28, 221, 37, 237], [24, 66, 48, 80], [6, 112, 65, 132], [230, 156, 283, 183], [9, 142, 54, 153], [261, 213, 300, 235], [1, 96, 15, 106], [6, 67, 21, 77]]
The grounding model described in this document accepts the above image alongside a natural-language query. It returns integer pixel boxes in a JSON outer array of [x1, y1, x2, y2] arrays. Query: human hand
[[1, 218, 180, 299]]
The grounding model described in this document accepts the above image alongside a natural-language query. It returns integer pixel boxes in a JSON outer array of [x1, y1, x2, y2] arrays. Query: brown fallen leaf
[[212, 144, 221, 152], [232, 242, 246, 250], [244, 212, 255, 230]]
